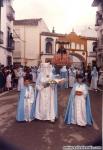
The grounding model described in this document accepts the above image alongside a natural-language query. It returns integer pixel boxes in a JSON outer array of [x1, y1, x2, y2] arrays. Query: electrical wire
[[13, 29, 26, 43]]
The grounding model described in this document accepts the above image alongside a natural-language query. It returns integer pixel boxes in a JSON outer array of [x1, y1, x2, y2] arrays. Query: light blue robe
[[90, 69, 98, 90], [64, 83, 93, 125], [60, 70, 68, 89], [16, 85, 35, 121]]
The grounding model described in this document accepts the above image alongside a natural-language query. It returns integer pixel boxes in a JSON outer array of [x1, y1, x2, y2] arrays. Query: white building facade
[[92, 0, 103, 67], [13, 18, 97, 67], [80, 26, 97, 66], [40, 32, 61, 63], [0, 0, 15, 66], [13, 19, 49, 66]]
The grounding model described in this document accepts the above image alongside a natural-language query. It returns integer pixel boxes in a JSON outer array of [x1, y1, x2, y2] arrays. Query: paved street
[[0, 89, 102, 150]]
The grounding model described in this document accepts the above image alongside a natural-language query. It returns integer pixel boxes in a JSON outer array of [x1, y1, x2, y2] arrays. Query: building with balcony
[[92, 0, 103, 67], [0, 0, 15, 66], [13, 18, 49, 66], [40, 32, 63, 64], [80, 26, 97, 66], [13, 18, 97, 68]]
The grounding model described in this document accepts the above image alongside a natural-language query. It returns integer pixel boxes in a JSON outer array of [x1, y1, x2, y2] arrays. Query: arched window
[[46, 42, 52, 54], [45, 37, 53, 54]]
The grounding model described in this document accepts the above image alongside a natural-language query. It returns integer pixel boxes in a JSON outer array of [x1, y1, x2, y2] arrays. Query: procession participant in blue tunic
[[35, 63, 58, 123], [17, 67, 25, 92], [60, 66, 68, 89], [64, 74, 93, 126], [52, 65, 56, 75], [31, 66, 37, 83], [90, 66, 98, 91], [68, 66, 76, 88], [16, 76, 35, 122]]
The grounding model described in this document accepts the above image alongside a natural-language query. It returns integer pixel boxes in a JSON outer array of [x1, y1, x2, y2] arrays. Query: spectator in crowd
[[6, 71, 12, 91], [0, 68, 5, 93], [90, 66, 98, 91]]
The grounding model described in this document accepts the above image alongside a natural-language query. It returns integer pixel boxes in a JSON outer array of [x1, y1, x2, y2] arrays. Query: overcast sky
[[13, 0, 97, 33]]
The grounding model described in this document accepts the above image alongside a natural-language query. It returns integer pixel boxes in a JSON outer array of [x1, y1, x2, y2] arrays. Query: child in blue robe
[[16, 76, 35, 122], [64, 74, 93, 126]]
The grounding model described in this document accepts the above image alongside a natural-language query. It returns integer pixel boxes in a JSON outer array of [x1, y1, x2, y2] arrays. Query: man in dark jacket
[[0, 68, 5, 93]]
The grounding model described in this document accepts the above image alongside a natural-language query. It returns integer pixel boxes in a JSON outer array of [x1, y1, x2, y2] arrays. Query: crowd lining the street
[[0, 63, 103, 93]]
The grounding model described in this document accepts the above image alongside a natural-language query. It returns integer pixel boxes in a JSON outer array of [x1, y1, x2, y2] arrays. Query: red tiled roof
[[41, 32, 97, 41], [79, 36, 97, 41], [14, 18, 42, 26], [41, 32, 65, 37]]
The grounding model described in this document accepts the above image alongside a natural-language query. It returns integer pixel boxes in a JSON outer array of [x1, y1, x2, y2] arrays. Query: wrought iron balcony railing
[[7, 39, 15, 51]]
